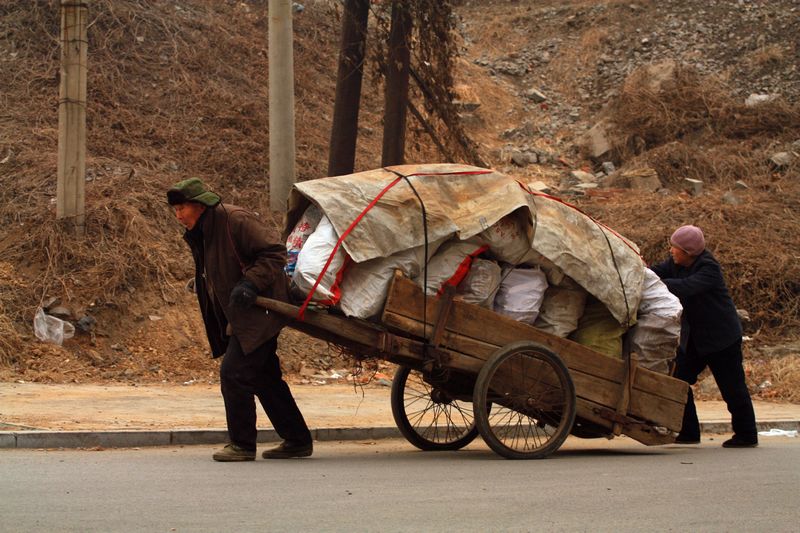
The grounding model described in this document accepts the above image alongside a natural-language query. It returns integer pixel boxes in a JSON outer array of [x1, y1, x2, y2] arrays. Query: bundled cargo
[[457, 258, 502, 308], [338, 240, 444, 319], [291, 215, 347, 305], [282, 164, 671, 358], [492, 267, 548, 324], [413, 239, 487, 296], [533, 276, 588, 338], [285, 204, 322, 275], [629, 268, 682, 373]]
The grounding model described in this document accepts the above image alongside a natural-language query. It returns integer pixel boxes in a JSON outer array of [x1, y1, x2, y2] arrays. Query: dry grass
[[0, 263, 27, 365], [747, 352, 800, 403], [0, 1, 446, 381], [744, 43, 791, 73], [578, 63, 800, 340], [610, 63, 800, 159]]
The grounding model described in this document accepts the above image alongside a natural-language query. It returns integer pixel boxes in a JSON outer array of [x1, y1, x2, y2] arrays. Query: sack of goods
[[282, 164, 678, 368], [628, 269, 682, 374]]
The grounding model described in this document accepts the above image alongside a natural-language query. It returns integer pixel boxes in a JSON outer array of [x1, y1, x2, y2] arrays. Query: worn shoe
[[674, 434, 701, 444], [212, 443, 256, 462], [722, 436, 758, 448], [261, 440, 313, 459]]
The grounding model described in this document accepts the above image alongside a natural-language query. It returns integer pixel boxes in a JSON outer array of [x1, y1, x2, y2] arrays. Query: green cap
[[167, 178, 221, 207]]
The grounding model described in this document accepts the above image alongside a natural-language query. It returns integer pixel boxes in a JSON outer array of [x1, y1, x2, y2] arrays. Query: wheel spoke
[[392, 366, 480, 449], [474, 343, 576, 459]]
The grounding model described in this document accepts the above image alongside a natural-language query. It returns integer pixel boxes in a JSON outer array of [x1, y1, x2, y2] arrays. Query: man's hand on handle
[[230, 279, 258, 307]]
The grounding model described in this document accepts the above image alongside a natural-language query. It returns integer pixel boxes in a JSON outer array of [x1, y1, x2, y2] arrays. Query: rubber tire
[[473, 341, 576, 459], [391, 365, 480, 451]]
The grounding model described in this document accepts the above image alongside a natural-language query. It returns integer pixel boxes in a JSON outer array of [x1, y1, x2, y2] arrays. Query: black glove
[[229, 279, 258, 307]]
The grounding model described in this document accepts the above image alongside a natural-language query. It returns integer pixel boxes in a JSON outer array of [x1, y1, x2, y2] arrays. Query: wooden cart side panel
[[575, 398, 675, 446], [384, 275, 686, 402], [383, 310, 683, 431], [382, 275, 688, 431]]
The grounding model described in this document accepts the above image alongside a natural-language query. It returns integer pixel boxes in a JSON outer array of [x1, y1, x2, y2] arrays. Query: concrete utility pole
[[381, 1, 411, 167], [327, 0, 370, 177], [268, 0, 296, 211], [57, 0, 88, 235]]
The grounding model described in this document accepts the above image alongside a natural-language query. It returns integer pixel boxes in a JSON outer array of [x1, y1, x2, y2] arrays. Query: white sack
[[457, 258, 501, 308], [414, 239, 487, 296], [339, 241, 443, 319], [493, 267, 548, 324], [638, 268, 683, 318], [630, 268, 682, 373], [630, 315, 681, 374], [292, 216, 347, 304]]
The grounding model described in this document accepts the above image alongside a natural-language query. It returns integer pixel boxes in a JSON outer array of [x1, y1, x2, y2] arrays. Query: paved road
[[1, 436, 798, 532]]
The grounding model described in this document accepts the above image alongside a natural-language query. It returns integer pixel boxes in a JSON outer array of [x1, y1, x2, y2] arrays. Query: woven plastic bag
[[492, 267, 548, 324]]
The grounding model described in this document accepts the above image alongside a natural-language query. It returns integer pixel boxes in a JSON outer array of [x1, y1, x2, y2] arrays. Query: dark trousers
[[673, 339, 757, 441], [220, 336, 312, 450]]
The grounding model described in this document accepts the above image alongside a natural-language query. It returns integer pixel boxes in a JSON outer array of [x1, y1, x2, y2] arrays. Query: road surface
[[1, 436, 798, 532]]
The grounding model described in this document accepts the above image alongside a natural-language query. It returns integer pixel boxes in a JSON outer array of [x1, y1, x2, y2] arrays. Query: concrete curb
[[0, 426, 403, 449], [1, 421, 797, 450]]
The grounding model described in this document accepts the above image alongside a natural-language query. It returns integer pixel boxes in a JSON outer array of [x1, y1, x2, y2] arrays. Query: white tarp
[[284, 163, 645, 325]]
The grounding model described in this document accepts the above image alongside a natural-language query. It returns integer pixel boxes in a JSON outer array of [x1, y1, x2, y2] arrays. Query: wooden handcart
[[257, 272, 689, 460]]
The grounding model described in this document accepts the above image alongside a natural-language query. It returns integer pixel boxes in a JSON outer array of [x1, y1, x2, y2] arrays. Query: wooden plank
[[255, 296, 484, 374], [383, 311, 656, 416], [384, 274, 687, 402], [382, 275, 687, 430], [387, 275, 681, 397], [257, 297, 384, 348], [575, 398, 675, 445]]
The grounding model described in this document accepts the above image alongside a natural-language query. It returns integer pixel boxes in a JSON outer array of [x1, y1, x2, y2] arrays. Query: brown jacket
[[184, 203, 289, 357]]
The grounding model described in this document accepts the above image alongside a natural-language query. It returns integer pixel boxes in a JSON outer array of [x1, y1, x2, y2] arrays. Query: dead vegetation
[[0, 0, 439, 378], [611, 64, 800, 167], [1, 2, 798, 400]]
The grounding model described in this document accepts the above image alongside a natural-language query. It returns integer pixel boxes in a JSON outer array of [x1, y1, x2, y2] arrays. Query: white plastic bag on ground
[[285, 204, 322, 276], [630, 268, 682, 373], [338, 240, 443, 319], [492, 267, 548, 324], [533, 280, 588, 338], [33, 307, 75, 346], [292, 216, 348, 305], [456, 258, 501, 308], [414, 239, 488, 296]]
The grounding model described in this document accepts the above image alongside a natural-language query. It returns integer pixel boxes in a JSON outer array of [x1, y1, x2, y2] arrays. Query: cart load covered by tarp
[[284, 163, 645, 326]]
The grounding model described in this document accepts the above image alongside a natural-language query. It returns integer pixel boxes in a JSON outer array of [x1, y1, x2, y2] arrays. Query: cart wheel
[[391, 366, 480, 451], [473, 341, 576, 459]]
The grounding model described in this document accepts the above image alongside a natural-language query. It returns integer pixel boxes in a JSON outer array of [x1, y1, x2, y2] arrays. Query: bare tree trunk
[[381, 1, 411, 167], [327, 0, 370, 177]]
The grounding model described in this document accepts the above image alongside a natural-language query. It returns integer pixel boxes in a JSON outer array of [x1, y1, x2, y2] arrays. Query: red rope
[[296, 168, 493, 320]]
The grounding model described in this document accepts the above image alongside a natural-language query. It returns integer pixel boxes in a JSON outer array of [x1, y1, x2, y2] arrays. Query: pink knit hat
[[670, 225, 705, 256]]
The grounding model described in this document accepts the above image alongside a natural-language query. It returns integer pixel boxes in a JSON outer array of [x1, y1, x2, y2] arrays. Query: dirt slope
[[0, 0, 798, 399]]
